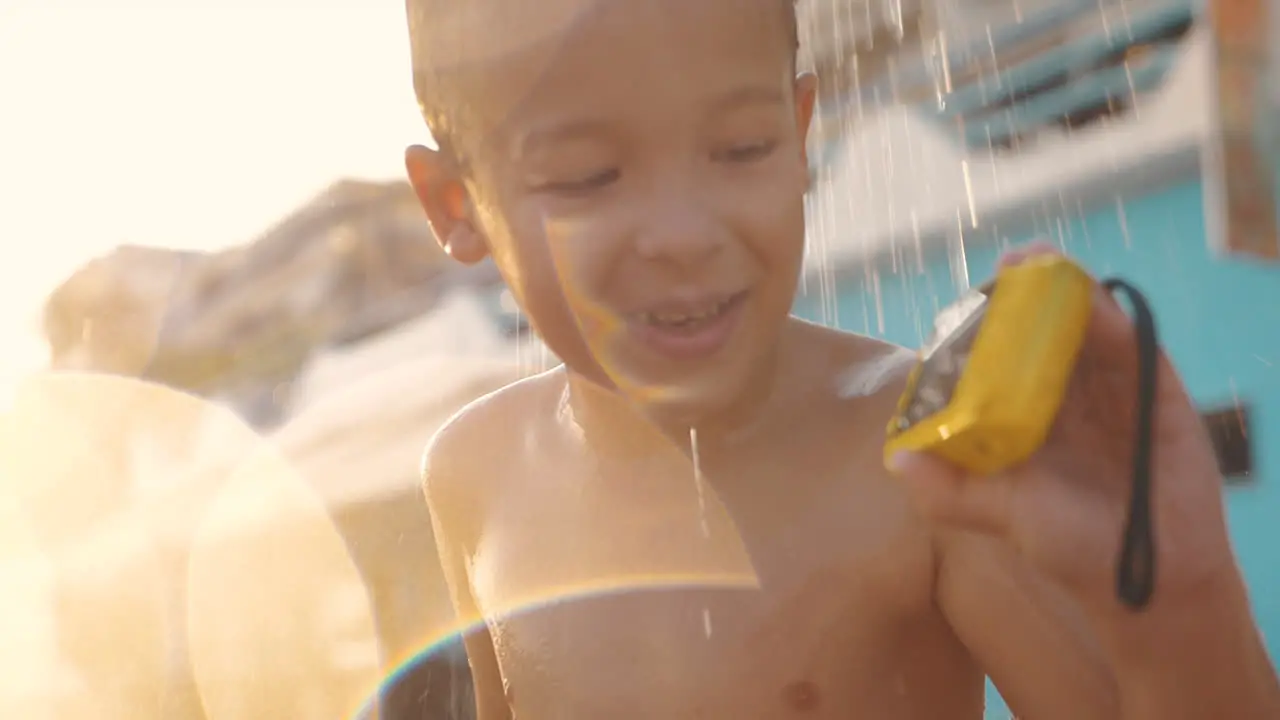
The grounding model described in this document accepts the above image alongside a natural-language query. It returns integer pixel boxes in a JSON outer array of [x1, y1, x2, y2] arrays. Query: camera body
[[885, 255, 1095, 474]]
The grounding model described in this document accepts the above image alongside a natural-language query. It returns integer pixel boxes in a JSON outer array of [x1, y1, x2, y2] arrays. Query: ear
[[405, 144, 489, 265], [793, 72, 818, 167]]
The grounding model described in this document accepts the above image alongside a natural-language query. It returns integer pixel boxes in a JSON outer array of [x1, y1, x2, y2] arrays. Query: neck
[[564, 325, 793, 457]]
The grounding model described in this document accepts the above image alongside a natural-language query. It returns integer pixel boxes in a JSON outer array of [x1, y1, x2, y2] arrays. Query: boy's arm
[[422, 434, 513, 720], [935, 531, 1121, 719], [1087, 568, 1280, 719]]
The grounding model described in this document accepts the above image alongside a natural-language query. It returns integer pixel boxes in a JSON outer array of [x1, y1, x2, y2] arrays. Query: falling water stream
[[689, 427, 714, 639], [790, 0, 1174, 340], [688, 428, 711, 541]]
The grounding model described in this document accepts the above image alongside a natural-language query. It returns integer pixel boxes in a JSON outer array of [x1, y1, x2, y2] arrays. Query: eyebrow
[[515, 119, 613, 159], [513, 85, 787, 158], [707, 85, 787, 114]]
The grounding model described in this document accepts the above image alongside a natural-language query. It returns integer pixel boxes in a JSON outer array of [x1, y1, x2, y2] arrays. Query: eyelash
[[713, 140, 778, 163], [535, 140, 777, 196], [538, 168, 620, 195]]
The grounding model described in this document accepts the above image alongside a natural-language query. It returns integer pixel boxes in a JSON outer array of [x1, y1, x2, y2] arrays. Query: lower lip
[[629, 293, 748, 361]]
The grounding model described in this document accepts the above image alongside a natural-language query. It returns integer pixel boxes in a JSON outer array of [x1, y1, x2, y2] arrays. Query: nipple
[[782, 680, 822, 713]]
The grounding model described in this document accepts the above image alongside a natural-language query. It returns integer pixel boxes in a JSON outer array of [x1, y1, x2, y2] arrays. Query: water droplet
[[689, 427, 710, 539]]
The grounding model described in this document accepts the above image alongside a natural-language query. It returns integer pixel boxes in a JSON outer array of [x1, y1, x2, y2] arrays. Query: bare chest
[[468, 459, 961, 718]]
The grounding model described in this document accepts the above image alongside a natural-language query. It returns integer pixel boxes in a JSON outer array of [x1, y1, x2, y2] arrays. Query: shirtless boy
[[404, 0, 1279, 717]]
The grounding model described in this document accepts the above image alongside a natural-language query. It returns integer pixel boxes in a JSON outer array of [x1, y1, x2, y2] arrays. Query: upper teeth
[[644, 298, 731, 324]]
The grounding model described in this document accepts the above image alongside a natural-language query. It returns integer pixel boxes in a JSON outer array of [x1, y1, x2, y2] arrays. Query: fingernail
[[887, 451, 915, 473], [998, 249, 1032, 268], [1000, 241, 1058, 267]]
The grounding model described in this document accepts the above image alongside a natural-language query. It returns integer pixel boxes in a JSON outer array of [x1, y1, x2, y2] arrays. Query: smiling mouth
[[628, 291, 749, 360], [639, 294, 741, 331]]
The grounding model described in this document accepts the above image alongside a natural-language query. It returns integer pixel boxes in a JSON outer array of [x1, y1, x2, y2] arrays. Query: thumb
[[890, 451, 1014, 536], [997, 240, 1061, 268]]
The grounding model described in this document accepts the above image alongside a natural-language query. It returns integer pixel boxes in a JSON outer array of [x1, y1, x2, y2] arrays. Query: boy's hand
[[892, 244, 1238, 609]]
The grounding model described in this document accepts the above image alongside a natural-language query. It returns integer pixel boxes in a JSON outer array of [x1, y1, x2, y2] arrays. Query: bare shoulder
[[786, 317, 917, 419], [771, 319, 923, 494], [420, 367, 567, 528]]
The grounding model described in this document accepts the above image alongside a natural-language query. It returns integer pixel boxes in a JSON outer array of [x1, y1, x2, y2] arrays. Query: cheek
[[535, 210, 630, 303], [731, 169, 808, 270], [488, 206, 624, 336], [490, 216, 621, 383], [489, 230, 598, 365]]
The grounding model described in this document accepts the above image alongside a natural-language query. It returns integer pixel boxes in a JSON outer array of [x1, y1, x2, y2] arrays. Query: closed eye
[[712, 140, 778, 163], [534, 168, 620, 195]]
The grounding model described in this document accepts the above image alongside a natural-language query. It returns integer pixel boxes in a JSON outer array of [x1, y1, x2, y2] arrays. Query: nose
[[633, 185, 727, 270]]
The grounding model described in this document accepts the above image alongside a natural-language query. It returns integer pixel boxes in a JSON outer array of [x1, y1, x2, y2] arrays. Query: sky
[[0, 1, 428, 693], [0, 0, 427, 400]]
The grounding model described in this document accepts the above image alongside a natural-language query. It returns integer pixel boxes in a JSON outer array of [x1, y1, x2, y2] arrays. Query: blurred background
[[0, 0, 1276, 718]]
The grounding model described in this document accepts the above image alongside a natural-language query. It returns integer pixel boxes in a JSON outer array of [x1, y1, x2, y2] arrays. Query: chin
[[588, 329, 766, 428], [623, 370, 751, 430]]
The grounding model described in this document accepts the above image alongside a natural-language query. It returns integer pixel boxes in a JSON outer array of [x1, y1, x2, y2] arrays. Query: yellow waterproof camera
[[886, 254, 1161, 610], [885, 254, 1095, 475]]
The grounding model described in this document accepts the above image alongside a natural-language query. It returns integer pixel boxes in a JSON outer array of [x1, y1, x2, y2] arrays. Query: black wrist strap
[[1099, 278, 1159, 610]]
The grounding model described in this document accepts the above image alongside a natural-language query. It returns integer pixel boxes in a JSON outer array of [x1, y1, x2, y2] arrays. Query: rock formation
[[29, 179, 514, 719], [40, 178, 501, 427]]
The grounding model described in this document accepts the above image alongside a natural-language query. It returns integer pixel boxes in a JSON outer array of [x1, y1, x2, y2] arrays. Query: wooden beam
[[1202, 0, 1280, 261]]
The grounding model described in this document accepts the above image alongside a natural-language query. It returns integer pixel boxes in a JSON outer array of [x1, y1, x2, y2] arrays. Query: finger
[[1080, 278, 1199, 413], [997, 240, 1061, 268], [999, 244, 1124, 318], [1050, 276, 1204, 489], [890, 451, 1015, 536]]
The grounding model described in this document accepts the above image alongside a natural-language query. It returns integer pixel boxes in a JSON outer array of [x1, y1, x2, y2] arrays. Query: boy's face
[[409, 0, 815, 423]]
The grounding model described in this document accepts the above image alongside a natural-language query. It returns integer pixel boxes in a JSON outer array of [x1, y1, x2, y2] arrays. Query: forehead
[[415, 0, 793, 150]]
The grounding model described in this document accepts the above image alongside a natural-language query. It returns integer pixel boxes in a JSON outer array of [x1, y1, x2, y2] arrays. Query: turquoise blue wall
[[794, 179, 1280, 718]]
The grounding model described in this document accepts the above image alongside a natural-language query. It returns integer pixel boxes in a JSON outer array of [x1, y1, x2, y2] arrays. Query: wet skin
[[409, 0, 1120, 717], [424, 324, 1117, 720]]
